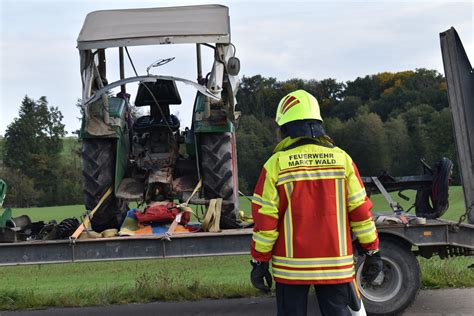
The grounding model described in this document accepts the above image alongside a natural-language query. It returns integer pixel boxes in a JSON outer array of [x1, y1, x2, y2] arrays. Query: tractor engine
[[132, 114, 180, 170], [131, 80, 182, 202]]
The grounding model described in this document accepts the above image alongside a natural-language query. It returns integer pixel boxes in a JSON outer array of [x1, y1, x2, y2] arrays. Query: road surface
[[1, 288, 473, 315]]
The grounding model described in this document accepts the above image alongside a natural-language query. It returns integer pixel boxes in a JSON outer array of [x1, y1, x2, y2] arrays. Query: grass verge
[[0, 256, 260, 310], [0, 255, 472, 310], [420, 257, 474, 288]]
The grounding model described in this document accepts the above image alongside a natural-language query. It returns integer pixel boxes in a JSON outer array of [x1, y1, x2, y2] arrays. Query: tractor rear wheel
[[200, 132, 240, 228], [82, 139, 126, 232]]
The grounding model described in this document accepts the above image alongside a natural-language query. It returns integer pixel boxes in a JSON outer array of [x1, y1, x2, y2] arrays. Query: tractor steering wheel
[[146, 57, 175, 75]]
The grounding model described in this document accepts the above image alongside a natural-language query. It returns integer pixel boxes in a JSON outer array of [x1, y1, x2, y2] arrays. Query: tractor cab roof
[[77, 4, 230, 50]]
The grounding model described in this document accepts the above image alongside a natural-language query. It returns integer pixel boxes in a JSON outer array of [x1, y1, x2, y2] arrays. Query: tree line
[[0, 96, 83, 207], [0, 68, 458, 206], [235, 69, 457, 194]]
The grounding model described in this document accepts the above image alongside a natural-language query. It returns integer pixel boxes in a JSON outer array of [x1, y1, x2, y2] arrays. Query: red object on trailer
[[135, 202, 190, 225]]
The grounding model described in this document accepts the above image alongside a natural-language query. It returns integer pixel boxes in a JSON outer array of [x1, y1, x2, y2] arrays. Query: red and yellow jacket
[[251, 136, 379, 285]]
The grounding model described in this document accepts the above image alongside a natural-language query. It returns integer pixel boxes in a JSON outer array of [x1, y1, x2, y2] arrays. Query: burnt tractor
[[78, 5, 243, 231]]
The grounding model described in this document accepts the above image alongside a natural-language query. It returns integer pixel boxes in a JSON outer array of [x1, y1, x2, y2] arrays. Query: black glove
[[250, 260, 272, 292], [363, 251, 384, 284]]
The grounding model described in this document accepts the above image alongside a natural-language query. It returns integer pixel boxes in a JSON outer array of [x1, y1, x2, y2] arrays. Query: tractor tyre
[[355, 237, 421, 315], [200, 132, 241, 229], [82, 139, 127, 232]]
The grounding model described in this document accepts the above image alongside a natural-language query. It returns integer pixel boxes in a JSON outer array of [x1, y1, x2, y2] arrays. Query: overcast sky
[[0, 0, 472, 136]]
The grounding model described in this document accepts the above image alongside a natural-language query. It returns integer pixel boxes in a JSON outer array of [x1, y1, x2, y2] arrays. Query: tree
[[3, 96, 66, 205], [344, 75, 381, 102], [236, 115, 275, 194], [385, 116, 414, 175], [236, 75, 281, 120], [0, 168, 40, 207], [335, 113, 390, 175], [399, 104, 438, 174], [426, 108, 459, 183], [329, 96, 363, 121]]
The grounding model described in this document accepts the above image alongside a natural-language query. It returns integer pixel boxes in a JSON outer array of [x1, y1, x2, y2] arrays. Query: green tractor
[[77, 5, 243, 231]]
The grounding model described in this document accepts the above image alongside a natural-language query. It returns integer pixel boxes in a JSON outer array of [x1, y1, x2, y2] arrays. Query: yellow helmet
[[275, 90, 322, 126]]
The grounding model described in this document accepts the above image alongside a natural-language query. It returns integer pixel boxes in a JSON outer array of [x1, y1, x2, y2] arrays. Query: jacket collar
[[273, 137, 303, 153], [273, 136, 335, 153]]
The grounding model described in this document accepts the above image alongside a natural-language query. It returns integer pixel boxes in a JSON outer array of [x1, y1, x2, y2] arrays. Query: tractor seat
[[133, 114, 180, 133], [135, 79, 181, 107]]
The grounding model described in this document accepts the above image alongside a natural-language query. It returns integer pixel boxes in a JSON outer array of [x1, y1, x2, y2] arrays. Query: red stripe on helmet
[[282, 99, 300, 114], [281, 96, 296, 113]]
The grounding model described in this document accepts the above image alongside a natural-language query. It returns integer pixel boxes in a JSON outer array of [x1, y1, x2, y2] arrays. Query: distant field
[[60, 137, 82, 164], [10, 186, 468, 223], [369, 185, 467, 221]]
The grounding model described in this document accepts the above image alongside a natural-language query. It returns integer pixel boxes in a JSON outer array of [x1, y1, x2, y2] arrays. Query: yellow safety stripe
[[272, 266, 355, 280], [352, 225, 376, 237], [345, 154, 368, 212], [347, 188, 366, 204], [272, 255, 354, 268], [351, 219, 377, 244], [254, 163, 280, 219], [336, 178, 347, 256], [284, 182, 294, 258], [253, 230, 278, 243], [252, 194, 278, 209], [253, 229, 279, 253], [277, 170, 345, 185]]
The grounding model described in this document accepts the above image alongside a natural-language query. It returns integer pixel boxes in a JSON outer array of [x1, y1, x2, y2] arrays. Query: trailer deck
[[0, 218, 472, 266]]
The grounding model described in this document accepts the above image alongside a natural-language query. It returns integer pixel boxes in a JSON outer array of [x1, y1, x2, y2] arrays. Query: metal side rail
[[0, 229, 253, 266], [377, 219, 474, 251], [1, 220, 473, 266]]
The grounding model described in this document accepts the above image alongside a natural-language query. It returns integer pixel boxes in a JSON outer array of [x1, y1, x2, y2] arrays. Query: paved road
[[1, 288, 473, 315]]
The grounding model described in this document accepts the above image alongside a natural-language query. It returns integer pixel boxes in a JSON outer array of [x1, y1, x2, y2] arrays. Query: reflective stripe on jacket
[[251, 136, 379, 285]]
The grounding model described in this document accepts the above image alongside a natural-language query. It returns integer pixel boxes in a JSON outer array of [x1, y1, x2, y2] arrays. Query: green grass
[[0, 256, 260, 310], [10, 205, 85, 223], [0, 186, 472, 310], [420, 257, 474, 288], [0, 255, 471, 310], [369, 186, 467, 221]]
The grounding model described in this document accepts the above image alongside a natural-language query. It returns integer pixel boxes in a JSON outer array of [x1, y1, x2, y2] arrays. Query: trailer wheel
[[200, 132, 240, 228], [356, 238, 420, 315], [82, 139, 127, 232]]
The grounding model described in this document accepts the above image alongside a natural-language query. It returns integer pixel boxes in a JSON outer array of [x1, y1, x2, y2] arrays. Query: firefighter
[[249, 90, 383, 316]]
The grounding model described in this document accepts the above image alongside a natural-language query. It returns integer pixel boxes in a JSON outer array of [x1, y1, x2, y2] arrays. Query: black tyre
[[200, 132, 240, 228], [415, 157, 453, 219], [55, 217, 80, 239], [356, 238, 421, 315], [82, 139, 126, 232]]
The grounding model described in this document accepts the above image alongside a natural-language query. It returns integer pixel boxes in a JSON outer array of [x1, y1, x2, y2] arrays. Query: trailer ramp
[[440, 27, 474, 224]]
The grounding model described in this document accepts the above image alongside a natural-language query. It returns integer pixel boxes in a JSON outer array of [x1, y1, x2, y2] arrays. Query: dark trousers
[[276, 282, 353, 316]]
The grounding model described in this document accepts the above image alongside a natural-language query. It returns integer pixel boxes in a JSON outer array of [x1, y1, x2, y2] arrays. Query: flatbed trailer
[[0, 219, 472, 267]]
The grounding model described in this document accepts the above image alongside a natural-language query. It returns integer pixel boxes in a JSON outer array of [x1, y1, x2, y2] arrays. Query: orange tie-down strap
[[163, 180, 202, 240], [70, 187, 113, 240]]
